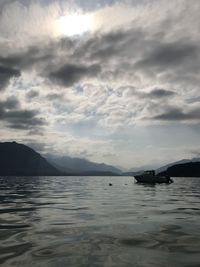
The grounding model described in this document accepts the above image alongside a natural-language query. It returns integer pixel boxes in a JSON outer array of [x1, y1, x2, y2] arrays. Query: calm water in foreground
[[0, 176, 200, 267]]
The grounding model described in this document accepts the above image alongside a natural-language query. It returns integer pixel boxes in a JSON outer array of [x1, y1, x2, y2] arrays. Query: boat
[[134, 170, 173, 184]]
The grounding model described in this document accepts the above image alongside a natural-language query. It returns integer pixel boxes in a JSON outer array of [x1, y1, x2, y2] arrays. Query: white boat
[[134, 170, 173, 184]]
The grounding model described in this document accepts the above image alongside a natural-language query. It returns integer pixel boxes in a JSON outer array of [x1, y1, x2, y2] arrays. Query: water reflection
[[0, 176, 200, 266], [0, 177, 42, 264]]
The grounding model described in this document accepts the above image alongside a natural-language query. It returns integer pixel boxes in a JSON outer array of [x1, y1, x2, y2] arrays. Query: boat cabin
[[144, 170, 155, 176]]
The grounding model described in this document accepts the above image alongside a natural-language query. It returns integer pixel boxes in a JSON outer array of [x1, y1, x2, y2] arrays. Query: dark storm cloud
[[0, 28, 138, 88], [0, 34, 107, 90], [86, 30, 133, 60], [0, 45, 53, 70], [0, 55, 23, 68], [135, 42, 199, 70], [0, 97, 46, 129], [2, 110, 45, 129], [26, 90, 39, 99], [48, 63, 101, 87], [148, 89, 175, 98], [151, 107, 200, 121], [121, 86, 176, 100], [0, 96, 20, 109], [0, 37, 102, 88], [0, 27, 173, 89], [0, 65, 20, 90], [0, 14, 199, 94]]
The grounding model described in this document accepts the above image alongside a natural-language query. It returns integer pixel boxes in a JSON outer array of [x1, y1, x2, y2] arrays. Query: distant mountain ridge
[[1, 141, 200, 177], [0, 142, 61, 176], [0, 142, 121, 176], [159, 162, 200, 177], [46, 155, 122, 175], [156, 158, 200, 174]]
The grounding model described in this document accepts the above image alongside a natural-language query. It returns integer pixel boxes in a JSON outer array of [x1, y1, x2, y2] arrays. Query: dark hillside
[[159, 162, 200, 177], [0, 142, 61, 176]]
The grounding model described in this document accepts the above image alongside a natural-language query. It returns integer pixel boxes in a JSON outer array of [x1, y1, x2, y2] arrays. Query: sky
[[0, 0, 200, 170]]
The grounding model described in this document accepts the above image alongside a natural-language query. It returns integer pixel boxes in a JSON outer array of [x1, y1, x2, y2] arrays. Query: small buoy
[[109, 183, 112, 186]]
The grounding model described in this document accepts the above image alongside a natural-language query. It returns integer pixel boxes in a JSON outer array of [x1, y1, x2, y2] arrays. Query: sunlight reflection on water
[[0, 176, 200, 267]]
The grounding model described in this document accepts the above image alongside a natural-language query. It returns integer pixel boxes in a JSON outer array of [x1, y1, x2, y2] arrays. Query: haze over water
[[0, 176, 200, 267]]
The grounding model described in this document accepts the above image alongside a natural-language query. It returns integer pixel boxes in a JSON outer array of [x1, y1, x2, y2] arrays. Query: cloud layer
[[1, 0, 200, 167]]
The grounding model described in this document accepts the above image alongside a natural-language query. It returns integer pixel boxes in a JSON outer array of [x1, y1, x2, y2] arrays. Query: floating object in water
[[109, 183, 113, 186], [134, 170, 173, 184]]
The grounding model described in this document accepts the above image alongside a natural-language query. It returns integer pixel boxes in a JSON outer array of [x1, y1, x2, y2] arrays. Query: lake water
[[0, 176, 200, 267]]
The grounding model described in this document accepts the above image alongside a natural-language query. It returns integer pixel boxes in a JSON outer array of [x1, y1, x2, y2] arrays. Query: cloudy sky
[[0, 0, 200, 169]]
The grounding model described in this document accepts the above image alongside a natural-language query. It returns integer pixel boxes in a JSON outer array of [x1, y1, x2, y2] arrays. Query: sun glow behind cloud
[[56, 14, 93, 36]]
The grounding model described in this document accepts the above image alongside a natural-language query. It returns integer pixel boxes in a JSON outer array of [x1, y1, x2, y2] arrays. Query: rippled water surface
[[0, 176, 200, 267]]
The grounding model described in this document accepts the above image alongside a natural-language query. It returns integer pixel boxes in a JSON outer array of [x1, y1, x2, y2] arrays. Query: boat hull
[[134, 175, 172, 184]]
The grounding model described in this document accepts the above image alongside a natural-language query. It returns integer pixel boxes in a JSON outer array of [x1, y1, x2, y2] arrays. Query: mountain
[[156, 158, 200, 174], [0, 142, 61, 176], [156, 159, 191, 174], [158, 162, 200, 177], [46, 155, 122, 175]]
